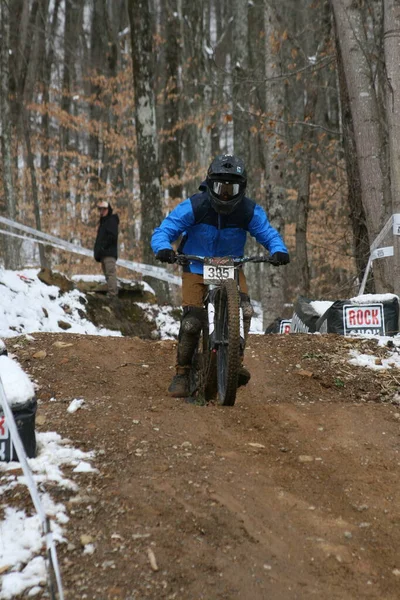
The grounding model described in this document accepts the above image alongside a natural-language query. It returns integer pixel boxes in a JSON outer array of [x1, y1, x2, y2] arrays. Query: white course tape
[[0, 216, 182, 286], [358, 216, 395, 295], [0, 377, 64, 600]]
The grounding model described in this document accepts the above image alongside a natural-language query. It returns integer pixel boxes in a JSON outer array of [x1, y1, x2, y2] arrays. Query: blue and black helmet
[[206, 154, 247, 215]]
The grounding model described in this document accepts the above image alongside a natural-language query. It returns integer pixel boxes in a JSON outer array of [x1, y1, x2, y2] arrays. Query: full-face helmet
[[206, 154, 247, 215]]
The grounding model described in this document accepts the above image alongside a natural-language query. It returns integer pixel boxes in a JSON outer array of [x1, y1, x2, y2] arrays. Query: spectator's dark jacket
[[94, 206, 119, 262]]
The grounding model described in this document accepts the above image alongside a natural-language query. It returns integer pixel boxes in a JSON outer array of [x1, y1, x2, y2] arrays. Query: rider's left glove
[[270, 252, 290, 266], [156, 249, 176, 264]]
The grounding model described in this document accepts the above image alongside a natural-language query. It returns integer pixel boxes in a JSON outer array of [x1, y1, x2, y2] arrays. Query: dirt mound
[[7, 332, 400, 599]]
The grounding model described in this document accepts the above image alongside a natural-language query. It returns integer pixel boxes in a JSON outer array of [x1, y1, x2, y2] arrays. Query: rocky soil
[[5, 330, 400, 599]]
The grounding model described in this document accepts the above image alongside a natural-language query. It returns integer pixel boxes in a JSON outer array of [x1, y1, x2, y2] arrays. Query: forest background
[[1, 0, 400, 326]]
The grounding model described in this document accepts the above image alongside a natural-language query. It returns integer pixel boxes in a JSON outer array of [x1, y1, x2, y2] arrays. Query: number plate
[[203, 258, 235, 284]]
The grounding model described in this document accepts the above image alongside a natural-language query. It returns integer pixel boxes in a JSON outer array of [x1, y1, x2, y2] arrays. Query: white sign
[[371, 246, 394, 260], [279, 320, 292, 334], [393, 213, 400, 236], [343, 304, 385, 335], [203, 264, 235, 284]]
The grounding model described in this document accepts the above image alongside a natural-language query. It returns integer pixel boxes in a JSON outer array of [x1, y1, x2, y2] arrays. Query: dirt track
[[8, 332, 400, 599]]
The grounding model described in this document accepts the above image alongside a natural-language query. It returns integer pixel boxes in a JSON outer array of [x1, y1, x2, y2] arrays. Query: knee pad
[[240, 293, 254, 320], [181, 306, 205, 335]]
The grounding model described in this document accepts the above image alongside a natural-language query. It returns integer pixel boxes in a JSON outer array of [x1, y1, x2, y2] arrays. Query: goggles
[[212, 181, 240, 199]]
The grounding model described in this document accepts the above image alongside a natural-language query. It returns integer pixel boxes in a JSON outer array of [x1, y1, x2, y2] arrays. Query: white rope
[[0, 378, 64, 600], [358, 216, 394, 295], [0, 216, 182, 286]]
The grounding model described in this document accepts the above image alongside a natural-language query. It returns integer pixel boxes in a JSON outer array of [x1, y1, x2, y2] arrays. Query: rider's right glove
[[270, 251, 290, 266], [156, 249, 176, 264]]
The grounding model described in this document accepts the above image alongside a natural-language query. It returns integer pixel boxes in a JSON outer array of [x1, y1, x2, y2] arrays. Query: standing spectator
[[94, 201, 119, 297]]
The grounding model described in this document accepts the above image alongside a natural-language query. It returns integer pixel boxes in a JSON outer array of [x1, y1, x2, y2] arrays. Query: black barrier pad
[[291, 297, 321, 333], [265, 317, 281, 334], [316, 297, 399, 336], [265, 318, 292, 334], [0, 398, 37, 461]]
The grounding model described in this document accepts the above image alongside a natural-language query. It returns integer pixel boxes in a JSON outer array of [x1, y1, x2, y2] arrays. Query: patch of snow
[[0, 268, 120, 338], [67, 398, 85, 413], [0, 355, 35, 408], [349, 348, 400, 370], [249, 301, 263, 334], [0, 432, 97, 598], [310, 300, 334, 316], [136, 303, 180, 339], [73, 461, 98, 473], [349, 293, 398, 304]]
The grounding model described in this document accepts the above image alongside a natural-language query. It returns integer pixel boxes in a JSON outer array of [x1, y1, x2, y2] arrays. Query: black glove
[[156, 249, 176, 264], [270, 252, 290, 266]]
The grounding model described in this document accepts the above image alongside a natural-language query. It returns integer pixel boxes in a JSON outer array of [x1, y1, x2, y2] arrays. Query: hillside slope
[[7, 332, 400, 599]]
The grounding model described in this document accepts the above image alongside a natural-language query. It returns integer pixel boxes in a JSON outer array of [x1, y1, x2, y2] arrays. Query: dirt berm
[[8, 332, 400, 599]]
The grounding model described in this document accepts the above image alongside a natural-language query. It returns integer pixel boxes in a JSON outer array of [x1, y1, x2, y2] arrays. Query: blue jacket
[[151, 183, 288, 275]]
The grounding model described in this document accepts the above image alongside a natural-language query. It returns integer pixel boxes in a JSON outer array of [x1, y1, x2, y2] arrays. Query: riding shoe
[[238, 365, 251, 387], [168, 368, 190, 398]]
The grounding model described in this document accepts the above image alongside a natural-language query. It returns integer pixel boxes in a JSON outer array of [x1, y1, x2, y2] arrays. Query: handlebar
[[174, 254, 277, 266]]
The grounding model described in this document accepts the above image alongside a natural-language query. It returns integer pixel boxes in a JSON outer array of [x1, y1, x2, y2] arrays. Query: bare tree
[[260, 1, 287, 327], [383, 0, 400, 298], [232, 0, 249, 162], [0, 0, 19, 268], [331, 0, 392, 292], [162, 0, 183, 203], [335, 30, 370, 291], [128, 0, 169, 299]]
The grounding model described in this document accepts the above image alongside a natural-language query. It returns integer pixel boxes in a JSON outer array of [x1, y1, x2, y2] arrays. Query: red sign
[[343, 304, 384, 335], [279, 320, 292, 334], [0, 416, 8, 439]]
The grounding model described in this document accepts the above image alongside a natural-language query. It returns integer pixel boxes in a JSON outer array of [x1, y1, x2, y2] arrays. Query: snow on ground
[[0, 432, 96, 598], [0, 269, 120, 339], [349, 334, 400, 370], [0, 355, 35, 408]]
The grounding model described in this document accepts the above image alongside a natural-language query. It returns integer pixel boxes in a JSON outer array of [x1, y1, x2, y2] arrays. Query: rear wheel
[[215, 279, 240, 406]]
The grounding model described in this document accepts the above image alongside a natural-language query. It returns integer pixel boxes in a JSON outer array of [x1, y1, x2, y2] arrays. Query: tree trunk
[[128, 0, 169, 301], [23, 109, 49, 268], [331, 0, 392, 292], [384, 0, 400, 299], [180, 0, 211, 189], [335, 33, 371, 292], [0, 1, 19, 268], [163, 0, 183, 203], [260, 1, 287, 328], [244, 0, 266, 302], [232, 0, 249, 161]]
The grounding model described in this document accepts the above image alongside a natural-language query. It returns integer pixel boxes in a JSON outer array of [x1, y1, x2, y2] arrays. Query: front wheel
[[188, 320, 217, 404], [215, 279, 240, 406]]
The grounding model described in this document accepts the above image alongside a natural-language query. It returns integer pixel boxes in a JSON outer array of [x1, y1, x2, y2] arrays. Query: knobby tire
[[216, 279, 240, 406], [189, 317, 217, 404]]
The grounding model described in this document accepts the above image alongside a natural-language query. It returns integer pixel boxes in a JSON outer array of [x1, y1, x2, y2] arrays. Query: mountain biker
[[151, 154, 290, 398]]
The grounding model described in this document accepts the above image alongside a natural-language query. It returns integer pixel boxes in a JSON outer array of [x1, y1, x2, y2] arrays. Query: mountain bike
[[174, 254, 275, 406]]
